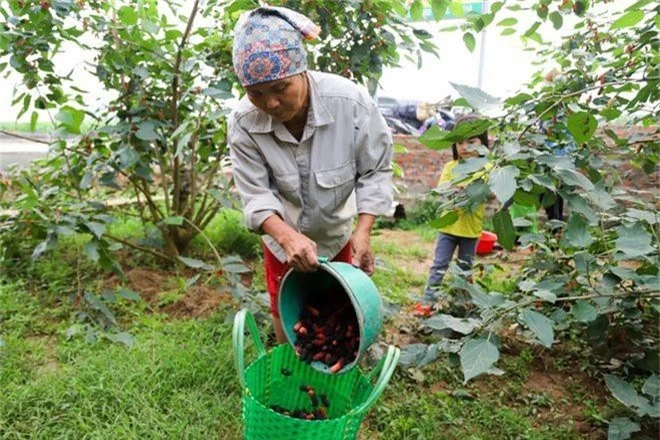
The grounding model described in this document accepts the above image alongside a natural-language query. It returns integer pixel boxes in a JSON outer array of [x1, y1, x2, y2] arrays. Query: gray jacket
[[228, 71, 393, 262]]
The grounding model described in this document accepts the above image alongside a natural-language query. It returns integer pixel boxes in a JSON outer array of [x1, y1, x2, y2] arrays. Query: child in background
[[419, 114, 491, 311]]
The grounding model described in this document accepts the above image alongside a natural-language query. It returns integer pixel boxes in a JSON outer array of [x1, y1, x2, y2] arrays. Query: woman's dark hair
[[451, 113, 489, 160]]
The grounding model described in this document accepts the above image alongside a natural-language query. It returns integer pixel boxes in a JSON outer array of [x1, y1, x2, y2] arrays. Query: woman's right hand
[[261, 214, 319, 272], [281, 232, 319, 272]]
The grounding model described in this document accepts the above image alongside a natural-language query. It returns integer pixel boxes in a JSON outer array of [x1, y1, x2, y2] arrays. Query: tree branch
[[171, 0, 201, 215], [516, 76, 660, 141], [0, 130, 52, 144], [104, 233, 172, 262]]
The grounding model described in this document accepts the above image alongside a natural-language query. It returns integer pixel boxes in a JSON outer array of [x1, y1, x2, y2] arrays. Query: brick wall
[[392, 134, 451, 205]]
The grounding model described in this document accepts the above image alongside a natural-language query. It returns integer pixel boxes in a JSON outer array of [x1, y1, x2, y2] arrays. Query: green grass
[[0, 120, 95, 134], [191, 208, 261, 259], [361, 376, 581, 440], [0, 317, 243, 439], [0, 120, 56, 134], [372, 240, 428, 260]]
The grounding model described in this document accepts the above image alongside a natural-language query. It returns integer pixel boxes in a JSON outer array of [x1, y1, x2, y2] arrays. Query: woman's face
[[244, 73, 308, 122], [456, 137, 484, 159]]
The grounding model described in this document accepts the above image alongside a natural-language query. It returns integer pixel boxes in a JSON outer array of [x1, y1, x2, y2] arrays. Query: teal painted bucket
[[278, 257, 384, 374]]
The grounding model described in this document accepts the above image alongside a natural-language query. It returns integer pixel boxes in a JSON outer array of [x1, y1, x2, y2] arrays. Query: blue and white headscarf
[[232, 6, 320, 87]]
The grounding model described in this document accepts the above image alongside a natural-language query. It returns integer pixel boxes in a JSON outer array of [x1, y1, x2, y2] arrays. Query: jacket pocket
[[314, 161, 356, 211]]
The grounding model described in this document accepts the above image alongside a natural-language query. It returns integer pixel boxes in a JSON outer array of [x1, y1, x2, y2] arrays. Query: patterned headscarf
[[232, 6, 320, 87]]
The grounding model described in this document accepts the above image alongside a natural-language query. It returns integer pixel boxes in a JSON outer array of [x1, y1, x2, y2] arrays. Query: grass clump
[[0, 317, 244, 439]]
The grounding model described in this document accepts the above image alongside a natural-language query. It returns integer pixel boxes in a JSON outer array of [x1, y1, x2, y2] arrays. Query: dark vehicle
[[377, 95, 455, 136]]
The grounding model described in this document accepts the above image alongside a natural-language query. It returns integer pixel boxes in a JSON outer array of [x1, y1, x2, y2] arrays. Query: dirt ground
[[105, 268, 232, 318]]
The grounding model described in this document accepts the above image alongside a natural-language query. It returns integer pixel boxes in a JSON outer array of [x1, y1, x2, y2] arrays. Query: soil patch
[[162, 286, 231, 318], [105, 268, 233, 319]]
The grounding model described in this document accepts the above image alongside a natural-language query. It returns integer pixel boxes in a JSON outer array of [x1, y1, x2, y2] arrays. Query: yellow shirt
[[437, 160, 490, 238]]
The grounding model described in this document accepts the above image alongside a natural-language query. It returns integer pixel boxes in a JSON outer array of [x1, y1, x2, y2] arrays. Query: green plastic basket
[[233, 309, 400, 440]]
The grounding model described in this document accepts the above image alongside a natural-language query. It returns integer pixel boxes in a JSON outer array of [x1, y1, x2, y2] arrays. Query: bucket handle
[[232, 309, 267, 390], [349, 345, 400, 416]]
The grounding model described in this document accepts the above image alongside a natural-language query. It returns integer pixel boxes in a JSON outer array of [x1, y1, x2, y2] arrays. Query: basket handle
[[232, 309, 267, 389], [349, 345, 400, 416]]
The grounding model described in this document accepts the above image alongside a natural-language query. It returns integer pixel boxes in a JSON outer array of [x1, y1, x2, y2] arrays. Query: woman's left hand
[[351, 230, 375, 276]]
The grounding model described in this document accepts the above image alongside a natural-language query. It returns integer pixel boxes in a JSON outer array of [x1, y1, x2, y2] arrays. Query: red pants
[[263, 242, 352, 318]]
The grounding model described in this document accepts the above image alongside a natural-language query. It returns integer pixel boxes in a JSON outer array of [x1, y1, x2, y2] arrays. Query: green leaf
[[83, 242, 100, 262], [571, 300, 597, 322], [449, 1, 464, 18], [566, 193, 597, 223], [85, 221, 105, 238], [106, 331, 135, 347], [136, 121, 158, 141], [549, 11, 563, 29], [453, 157, 489, 180], [30, 111, 38, 132], [420, 119, 492, 150], [505, 93, 533, 107], [177, 256, 214, 271], [32, 239, 50, 260], [608, 417, 641, 440], [450, 83, 501, 114], [393, 143, 408, 154], [84, 292, 117, 326], [523, 21, 541, 37], [118, 6, 138, 25], [497, 18, 517, 26], [500, 28, 516, 36], [460, 338, 500, 383], [642, 374, 660, 399], [625, 208, 658, 225], [567, 112, 598, 144], [489, 166, 519, 204], [470, 290, 505, 309], [493, 209, 516, 250], [185, 274, 201, 289], [513, 190, 539, 208], [221, 255, 252, 274], [587, 184, 616, 211], [626, 0, 653, 10], [118, 288, 141, 301], [605, 375, 646, 409], [392, 1, 407, 16], [430, 0, 448, 20], [119, 146, 140, 169], [410, 0, 423, 21], [520, 309, 554, 348], [610, 10, 644, 30], [162, 216, 184, 226], [563, 214, 594, 248], [201, 87, 233, 99], [555, 168, 594, 190], [55, 106, 85, 134], [424, 314, 480, 335], [463, 32, 476, 52], [616, 223, 654, 258], [430, 211, 459, 229]]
